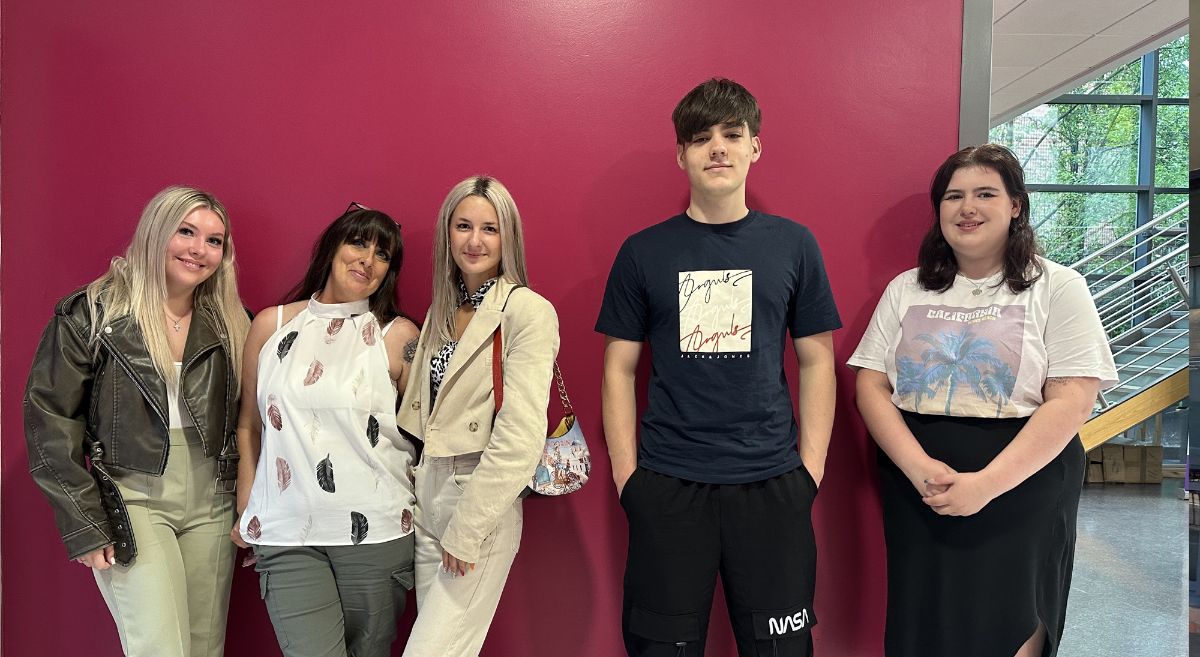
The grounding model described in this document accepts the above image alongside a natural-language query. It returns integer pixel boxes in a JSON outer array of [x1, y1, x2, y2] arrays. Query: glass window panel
[[1068, 57, 1143, 95], [1153, 193, 1189, 223], [1157, 34, 1189, 98], [1030, 192, 1137, 267], [989, 121, 1015, 145], [1155, 105, 1188, 188], [1152, 193, 1189, 270], [993, 105, 1140, 185]]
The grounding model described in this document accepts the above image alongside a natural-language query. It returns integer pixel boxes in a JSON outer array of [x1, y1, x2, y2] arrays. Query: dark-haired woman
[[232, 203, 420, 657], [848, 145, 1116, 657]]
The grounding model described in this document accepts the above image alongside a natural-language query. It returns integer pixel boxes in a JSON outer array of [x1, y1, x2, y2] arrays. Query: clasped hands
[[909, 459, 998, 517]]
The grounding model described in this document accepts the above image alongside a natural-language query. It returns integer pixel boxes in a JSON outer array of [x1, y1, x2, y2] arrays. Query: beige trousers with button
[[402, 453, 522, 657], [93, 428, 236, 657]]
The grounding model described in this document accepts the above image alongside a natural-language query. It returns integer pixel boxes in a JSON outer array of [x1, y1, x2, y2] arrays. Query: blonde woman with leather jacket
[[398, 176, 559, 657], [24, 186, 251, 657]]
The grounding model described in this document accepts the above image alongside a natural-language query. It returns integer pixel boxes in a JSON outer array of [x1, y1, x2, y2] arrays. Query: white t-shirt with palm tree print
[[849, 257, 1117, 419]]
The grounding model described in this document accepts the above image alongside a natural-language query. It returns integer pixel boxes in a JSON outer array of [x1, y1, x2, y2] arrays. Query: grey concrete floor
[[1059, 479, 1187, 657]]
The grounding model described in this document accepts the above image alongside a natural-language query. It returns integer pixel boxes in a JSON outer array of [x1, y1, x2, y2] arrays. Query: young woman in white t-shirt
[[849, 144, 1116, 657]]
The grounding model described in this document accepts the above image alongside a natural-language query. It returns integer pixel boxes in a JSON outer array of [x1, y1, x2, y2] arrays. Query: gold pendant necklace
[[960, 275, 991, 296]]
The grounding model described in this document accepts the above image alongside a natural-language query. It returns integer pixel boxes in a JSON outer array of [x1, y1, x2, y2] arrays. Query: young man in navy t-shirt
[[596, 78, 841, 656]]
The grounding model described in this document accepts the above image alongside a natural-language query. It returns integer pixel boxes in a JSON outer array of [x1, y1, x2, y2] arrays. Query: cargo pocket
[[257, 570, 290, 649], [628, 606, 702, 655], [751, 604, 816, 656], [391, 564, 415, 591], [391, 562, 415, 616]]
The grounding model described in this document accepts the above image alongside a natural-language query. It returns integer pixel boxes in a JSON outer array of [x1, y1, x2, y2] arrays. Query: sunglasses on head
[[343, 201, 401, 230]]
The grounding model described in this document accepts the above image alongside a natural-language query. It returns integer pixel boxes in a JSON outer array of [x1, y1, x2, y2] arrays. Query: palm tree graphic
[[916, 326, 1005, 415], [895, 356, 936, 412], [977, 361, 1018, 417]]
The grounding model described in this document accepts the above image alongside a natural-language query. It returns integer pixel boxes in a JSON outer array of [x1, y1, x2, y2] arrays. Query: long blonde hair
[[430, 176, 528, 346], [85, 186, 251, 388]]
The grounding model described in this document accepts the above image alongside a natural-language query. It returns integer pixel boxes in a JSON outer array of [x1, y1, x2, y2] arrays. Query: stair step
[[1113, 343, 1181, 355], [1113, 344, 1185, 356], [1102, 387, 1160, 408], [1102, 374, 1185, 402], [1108, 320, 1187, 348], [1111, 371, 1181, 390], [1136, 333, 1188, 348], [1108, 352, 1185, 366], [1113, 369, 1187, 385], [1113, 352, 1188, 369]]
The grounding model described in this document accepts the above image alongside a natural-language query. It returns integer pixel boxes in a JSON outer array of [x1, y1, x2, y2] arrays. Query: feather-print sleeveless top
[[240, 296, 416, 546]]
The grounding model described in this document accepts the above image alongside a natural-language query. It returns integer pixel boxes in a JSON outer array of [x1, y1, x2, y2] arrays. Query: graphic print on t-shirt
[[895, 304, 1025, 417], [678, 269, 752, 357]]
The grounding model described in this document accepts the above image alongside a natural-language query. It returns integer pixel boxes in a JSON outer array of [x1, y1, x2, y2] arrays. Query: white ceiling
[[990, 0, 1188, 126]]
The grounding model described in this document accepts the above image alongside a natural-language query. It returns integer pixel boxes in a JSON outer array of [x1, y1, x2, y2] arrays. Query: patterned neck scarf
[[458, 277, 498, 310], [431, 277, 499, 405]]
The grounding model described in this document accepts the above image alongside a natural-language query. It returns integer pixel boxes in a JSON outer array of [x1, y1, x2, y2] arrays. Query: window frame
[[992, 40, 1189, 277]]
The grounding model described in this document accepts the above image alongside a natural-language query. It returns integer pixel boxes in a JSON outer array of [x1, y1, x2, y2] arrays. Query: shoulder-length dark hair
[[917, 144, 1042, 294], [284, 204, 405, 324]]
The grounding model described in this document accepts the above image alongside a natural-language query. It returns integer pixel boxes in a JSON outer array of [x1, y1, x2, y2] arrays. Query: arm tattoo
[[1044, 377, 1072, 390], [403, 336, 418, 364]]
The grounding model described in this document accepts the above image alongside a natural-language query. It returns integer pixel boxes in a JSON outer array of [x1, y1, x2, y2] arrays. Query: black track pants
[[620, 466, 819, 657]]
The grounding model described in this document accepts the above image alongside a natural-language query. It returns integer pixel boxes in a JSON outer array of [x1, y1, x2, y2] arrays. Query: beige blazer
[[397, 278, 559, 561]]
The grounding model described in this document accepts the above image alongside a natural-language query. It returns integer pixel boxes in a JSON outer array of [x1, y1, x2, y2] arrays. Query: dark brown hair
[[917, 144, 1042, 294], [285, 205, 405, 324], [671, 78, 762, 145]]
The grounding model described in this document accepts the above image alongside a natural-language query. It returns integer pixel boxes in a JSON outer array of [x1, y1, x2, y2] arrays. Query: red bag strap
[[490, 284, 572, 415], [491, 325, 572, 416], [492, 326, 505, 411]]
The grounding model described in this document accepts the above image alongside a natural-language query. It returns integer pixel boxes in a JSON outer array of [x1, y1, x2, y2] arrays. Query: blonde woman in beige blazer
[[398, 176, 559, 657]]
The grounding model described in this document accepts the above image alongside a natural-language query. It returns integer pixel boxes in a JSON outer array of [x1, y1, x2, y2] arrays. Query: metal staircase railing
[[1067, 200, 1190, 415]]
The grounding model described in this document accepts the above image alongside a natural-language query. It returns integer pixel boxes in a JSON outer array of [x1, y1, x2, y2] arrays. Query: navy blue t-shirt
[[595, 211, 841, 484]]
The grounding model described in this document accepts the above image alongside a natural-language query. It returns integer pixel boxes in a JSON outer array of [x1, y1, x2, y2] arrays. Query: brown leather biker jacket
[[23, 288, 238, 561]]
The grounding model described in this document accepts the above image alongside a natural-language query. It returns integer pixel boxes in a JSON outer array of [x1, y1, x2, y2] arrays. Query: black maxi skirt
[[877, 411, 1085, 657]]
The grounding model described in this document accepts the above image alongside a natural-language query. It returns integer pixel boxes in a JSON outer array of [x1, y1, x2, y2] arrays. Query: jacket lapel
[[179, 312, 225, 442], [181, 312, 222, 375], [427, 279, 517, 422], [97, 314, 170, 427], [429, 308, 501, 421]]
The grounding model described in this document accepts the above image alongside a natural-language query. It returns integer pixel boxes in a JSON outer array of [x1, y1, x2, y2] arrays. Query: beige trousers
[[402, 453, 522, 657], [93, 429, 236, 657]]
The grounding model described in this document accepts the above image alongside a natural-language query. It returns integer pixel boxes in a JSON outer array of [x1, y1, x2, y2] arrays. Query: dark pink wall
[[1, 2, 962, 655]]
